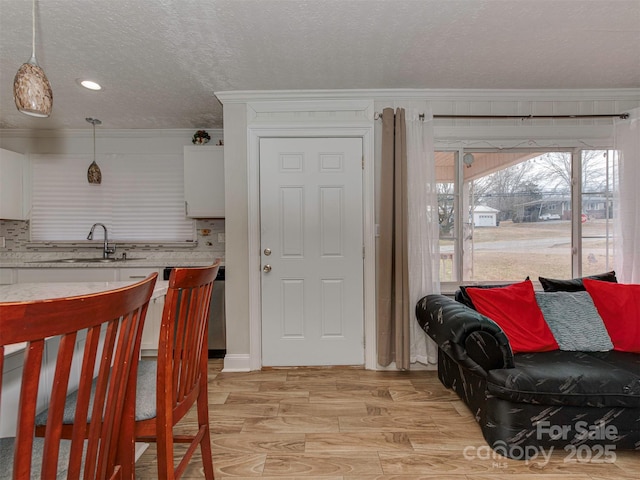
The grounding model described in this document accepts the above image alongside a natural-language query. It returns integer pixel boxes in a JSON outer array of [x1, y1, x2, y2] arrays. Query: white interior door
[[260, 137, 364, 366]]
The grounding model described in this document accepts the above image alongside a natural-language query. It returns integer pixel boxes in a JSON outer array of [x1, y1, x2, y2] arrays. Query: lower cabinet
[[9, 266, 164, 354], [15, 268, 118, 283], [119, 267, 160, 281], [0, 268, 15, 285], [119, 268, 163, 354], [0, 266, 165, 436], [140, 295, 164, 354], [0, 330, 96, 437], [13, 267, 161, 283], [1, 349, 31, 437]]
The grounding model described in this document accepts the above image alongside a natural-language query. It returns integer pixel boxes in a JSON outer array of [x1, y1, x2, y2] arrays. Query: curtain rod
[[374, 112, 629, 120], [433, 113, 629, 120]]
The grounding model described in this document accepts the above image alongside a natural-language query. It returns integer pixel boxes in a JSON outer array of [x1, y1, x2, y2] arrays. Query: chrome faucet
[[87, 223, 116, 259]]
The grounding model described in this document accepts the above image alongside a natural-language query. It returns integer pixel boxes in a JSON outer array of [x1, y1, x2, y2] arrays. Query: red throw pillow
[[583, 279, 640, 353], [466, 279, 559, 353]]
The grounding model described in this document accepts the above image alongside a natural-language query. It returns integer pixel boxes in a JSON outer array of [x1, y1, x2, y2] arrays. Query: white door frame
[[247, 125, 376, 370]]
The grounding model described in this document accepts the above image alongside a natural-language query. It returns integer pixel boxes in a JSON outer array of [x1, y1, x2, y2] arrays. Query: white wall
[[219, 104, 251, 364], [216, 88, 640, 371]]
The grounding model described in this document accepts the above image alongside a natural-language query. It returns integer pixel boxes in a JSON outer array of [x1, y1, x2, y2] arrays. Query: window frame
[[436, 145, 615, 292]]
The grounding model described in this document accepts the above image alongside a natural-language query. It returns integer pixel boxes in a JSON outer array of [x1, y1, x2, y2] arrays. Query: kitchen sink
[[58, 258, 116, 263], [30, 257, 146, 264]]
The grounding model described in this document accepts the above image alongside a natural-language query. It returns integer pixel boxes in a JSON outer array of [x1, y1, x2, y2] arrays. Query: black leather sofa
[[416, 294, 640, 460]]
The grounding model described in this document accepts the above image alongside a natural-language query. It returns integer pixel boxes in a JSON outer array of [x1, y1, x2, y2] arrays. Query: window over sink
[[30, 154, 195, 242]]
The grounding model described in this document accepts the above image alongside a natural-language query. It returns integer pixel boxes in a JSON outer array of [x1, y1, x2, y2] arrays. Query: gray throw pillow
[[535, 291, 613, 351]]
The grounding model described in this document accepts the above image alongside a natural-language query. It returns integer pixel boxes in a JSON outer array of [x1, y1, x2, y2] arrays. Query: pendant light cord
[[31, 0, 36, 59], [93, 122, 96, 161]]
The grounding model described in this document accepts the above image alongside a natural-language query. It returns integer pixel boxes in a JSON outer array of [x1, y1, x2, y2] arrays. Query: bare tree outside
[[533, 151, 606, 194], [437, 182, 455, 236], [472, 160, 542, 222]]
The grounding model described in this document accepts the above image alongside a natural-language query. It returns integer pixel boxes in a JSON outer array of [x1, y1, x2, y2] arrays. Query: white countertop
[[0, 258, 217, 268], [0, 280, 168, 302], [1, 280, 168, 356]]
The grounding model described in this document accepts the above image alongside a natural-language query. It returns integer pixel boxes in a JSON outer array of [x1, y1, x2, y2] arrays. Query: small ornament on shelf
[[192, 130, 211, 145]]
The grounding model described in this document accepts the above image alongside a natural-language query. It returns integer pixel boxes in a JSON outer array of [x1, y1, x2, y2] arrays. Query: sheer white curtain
[[406, 106, 440, 366], [614, 107, 640, 283]]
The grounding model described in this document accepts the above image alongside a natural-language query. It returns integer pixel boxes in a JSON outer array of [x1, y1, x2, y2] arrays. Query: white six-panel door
[[260, 137, 364, 366]]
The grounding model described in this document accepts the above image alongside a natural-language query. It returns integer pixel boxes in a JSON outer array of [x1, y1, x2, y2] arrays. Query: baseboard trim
[[222, 353, 251, 372]]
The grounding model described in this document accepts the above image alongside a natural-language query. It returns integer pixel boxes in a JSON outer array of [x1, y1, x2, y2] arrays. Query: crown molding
[[0, 128, 224, 139], [215, 88, 640, 104]]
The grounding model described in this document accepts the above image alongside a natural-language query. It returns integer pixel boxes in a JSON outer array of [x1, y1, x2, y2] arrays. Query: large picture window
[[30, 154, 195, 242], [436, 148, 617, 285]]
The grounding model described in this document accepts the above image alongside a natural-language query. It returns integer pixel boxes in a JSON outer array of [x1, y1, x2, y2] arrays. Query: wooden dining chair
[[0, 274, 157, 480], [134, 261, 220, 479]]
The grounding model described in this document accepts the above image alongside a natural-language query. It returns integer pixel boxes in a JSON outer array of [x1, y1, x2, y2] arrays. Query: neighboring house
[[582, 195, 614, 219], [472, 205, 500, 227], [516, 195, 614, 222]]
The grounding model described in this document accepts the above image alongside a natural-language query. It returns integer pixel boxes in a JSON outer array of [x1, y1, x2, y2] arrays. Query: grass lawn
[[440, 219, 615, 282]]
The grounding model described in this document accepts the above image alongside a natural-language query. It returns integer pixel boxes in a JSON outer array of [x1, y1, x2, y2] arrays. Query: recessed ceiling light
[[77, 79, 103, 91]]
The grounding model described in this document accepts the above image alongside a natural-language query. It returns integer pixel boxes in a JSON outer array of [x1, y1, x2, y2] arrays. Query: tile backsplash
[[0, 218, 225, 260]]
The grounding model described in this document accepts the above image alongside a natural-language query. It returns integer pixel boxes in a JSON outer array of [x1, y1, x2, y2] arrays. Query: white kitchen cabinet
[[1, 330, 95, 438], [119, 267, 164, 354], [10, 267, 164, 354], [0, 268, 15, 285], [118, 267, 161, 281], [0, 148, 27, 220], [1, 268, 166, 435], [1, 349, 30, 436], [14, 267, 163, 284], [16, 268, 118, 283], [183, 145, 224, 218], [140, 295, 164, 354]]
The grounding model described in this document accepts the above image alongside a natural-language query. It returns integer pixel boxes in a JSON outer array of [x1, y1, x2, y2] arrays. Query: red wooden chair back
[[135, 261, 220, 479], [0, 274, 157, 479]]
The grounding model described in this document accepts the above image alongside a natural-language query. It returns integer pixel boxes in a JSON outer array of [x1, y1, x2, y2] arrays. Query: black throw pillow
[[538, 271, 617, 292]]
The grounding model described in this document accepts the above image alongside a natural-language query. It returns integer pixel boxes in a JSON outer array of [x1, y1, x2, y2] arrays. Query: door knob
[[263, 248, 272, 256], [263, 264, 272, 273]]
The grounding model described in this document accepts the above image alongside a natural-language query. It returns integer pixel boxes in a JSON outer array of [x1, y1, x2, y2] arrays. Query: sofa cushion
[[584, 279, 640, 353], [487, 350, 640, 408], [538, 271, 617, 292], [535, 291, 613, 352], [465, 279, 559, 354]]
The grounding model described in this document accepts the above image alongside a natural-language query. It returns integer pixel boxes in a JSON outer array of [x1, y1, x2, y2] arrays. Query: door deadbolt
[[263, 264, 272, 273], [263, 248, 272, 256]]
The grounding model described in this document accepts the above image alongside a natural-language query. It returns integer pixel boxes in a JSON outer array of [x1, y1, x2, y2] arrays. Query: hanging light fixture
[[463, 153, 475, 168], [87, 118, 102, 185], [13, 0, 53, 117]]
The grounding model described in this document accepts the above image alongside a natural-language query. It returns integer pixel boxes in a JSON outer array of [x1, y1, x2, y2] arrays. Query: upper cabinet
[[0, 148, 27, 220], [183, 145, 224, 218]]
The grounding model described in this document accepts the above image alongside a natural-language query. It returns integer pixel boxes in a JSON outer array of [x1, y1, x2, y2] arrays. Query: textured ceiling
[[0, 0, 639, 130]]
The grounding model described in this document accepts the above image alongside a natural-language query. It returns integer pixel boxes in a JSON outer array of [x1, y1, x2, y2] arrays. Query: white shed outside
[[473, 205, 500, 227]]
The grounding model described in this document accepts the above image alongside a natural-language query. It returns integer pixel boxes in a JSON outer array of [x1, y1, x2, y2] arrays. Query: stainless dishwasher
[[163, 266, 225, 358]]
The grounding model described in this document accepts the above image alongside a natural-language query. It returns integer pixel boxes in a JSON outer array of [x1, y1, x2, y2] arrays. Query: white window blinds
[[30, 154, 195, 242]]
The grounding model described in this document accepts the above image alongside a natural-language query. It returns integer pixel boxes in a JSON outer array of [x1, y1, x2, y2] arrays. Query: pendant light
[[13, 0, 53, 117], [87, 118, 102, 185]]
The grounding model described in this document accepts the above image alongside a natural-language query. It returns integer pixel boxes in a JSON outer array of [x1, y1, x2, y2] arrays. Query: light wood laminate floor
[[135, 360, 639, 479]]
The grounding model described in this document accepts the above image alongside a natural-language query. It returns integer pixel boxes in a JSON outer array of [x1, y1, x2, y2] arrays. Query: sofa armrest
[[416, 294, 514, 375]]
